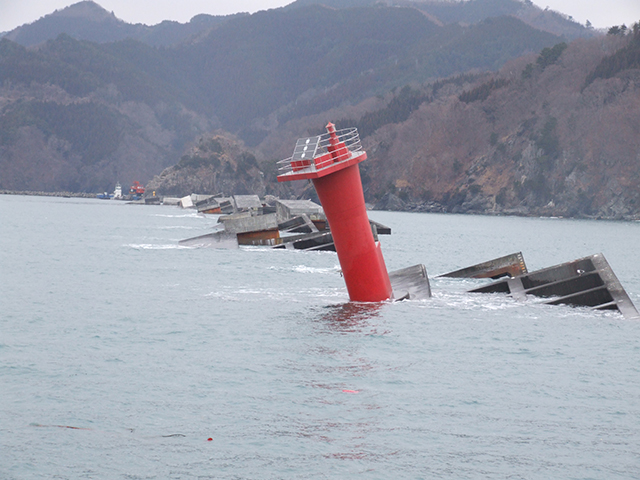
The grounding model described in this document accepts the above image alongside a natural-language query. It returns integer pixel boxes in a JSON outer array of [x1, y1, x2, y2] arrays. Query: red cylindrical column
[[278, 122, 393, 302], [313, 162, 392, 302]]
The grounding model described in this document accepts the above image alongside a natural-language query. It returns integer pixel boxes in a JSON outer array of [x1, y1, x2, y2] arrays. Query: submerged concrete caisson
[[467, 253, 639, 319]]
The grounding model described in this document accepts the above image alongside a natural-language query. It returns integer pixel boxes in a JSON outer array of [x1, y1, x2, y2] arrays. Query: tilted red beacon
[[277, 122, 393, 302]]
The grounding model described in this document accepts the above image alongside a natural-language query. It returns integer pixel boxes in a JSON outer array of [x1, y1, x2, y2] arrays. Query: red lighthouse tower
[[277, 123, 393, 302]]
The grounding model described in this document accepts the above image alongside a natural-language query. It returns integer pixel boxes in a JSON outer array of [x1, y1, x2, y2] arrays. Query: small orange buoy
[[207, 438, 213, 441]]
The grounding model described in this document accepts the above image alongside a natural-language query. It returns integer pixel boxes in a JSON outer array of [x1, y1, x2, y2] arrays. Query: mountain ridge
[[2, 1, 245, 47], [1, 1, 639, 220], [2, 0, 593, 48]]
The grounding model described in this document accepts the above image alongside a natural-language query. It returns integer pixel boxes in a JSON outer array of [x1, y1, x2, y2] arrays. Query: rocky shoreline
[[373, 193, 640, 222]]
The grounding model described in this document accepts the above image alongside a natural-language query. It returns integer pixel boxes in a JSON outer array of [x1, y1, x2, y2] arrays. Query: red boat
[[129, 181, 145, 196]]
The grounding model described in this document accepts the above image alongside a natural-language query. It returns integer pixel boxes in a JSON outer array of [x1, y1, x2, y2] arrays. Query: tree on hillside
[[585, 24, 640, 86]]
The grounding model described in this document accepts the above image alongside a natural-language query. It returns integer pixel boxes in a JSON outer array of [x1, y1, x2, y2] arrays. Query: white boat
[[113, 182, 122, 199]]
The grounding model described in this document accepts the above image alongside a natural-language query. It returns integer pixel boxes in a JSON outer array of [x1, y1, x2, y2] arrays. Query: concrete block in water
[[220, 212, 279, 235], [278, 214, 320, 234], [194, 195, 216, 207], [179, 195, 194, 209], [237, 229, 280, 246], [273, 231, 335, 251], [191, 194, 213, 202], [370, 220, 391, 235], [219, 199, 235, 214], [233, 195, 262, 211], [162, 197, 181, 206], [389, 264, 431, 300], [439, 252, 527, 279], [178, 230, 238, 249], [469, 253, 639, 319], [274, 199, 324, 223], [196, 196, 221, 213]]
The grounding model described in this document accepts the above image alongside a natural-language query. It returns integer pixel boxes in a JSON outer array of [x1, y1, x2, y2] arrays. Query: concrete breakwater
[[1, 190, 97, 198]]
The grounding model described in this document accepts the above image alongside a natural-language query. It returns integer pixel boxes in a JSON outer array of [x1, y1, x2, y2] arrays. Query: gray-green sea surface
[[2, 194, 640, 479]]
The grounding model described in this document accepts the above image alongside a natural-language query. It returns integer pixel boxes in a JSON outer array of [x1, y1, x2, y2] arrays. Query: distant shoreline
[[0, 190, 96, 198], [2, 189, 639, 222]]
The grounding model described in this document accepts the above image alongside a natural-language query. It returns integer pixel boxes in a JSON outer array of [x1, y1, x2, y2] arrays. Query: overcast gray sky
[[2, 0, 640, 33]]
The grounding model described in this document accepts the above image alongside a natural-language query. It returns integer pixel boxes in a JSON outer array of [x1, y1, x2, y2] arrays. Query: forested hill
[[320, 28, 640, 220], [0, 1, 564, 193], [153, 27, 640, 220], [171, 7, 561, 136], [3, 0, 639, 220]]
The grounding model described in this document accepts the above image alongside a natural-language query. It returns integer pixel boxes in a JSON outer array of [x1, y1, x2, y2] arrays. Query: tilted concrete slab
[[179, 195, 194, 209], [192, 194, 216, 203], [220, 212, 279, 235], [439, 252, 527, 279], [389, 264, 431, 300], [273, 231, 335, 251], [219, 199, 235, 214], [274, 199, 324, 223], [233, 195, 262, 211], [469, 253, 639, 319], [178, 230, 238, 249], [370, 220, 391, 235], [278, 214, 320, 234], [196, 196, 220, 212]]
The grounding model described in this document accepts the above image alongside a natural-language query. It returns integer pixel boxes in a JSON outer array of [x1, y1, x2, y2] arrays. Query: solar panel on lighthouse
[[291, 135, 321, 161]]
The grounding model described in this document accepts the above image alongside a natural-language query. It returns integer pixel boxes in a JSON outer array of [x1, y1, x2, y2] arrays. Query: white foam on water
[[267, 264, 341, 275], [242, 245, 337, 256], [125, 243, 191, 250], [156, 225, 202, 230], [152, 212, 203, 218], [204, 286, 346, 303]]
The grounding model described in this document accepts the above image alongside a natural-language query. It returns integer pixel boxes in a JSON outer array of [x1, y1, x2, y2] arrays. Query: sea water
[[2, 194, 640, 479]]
